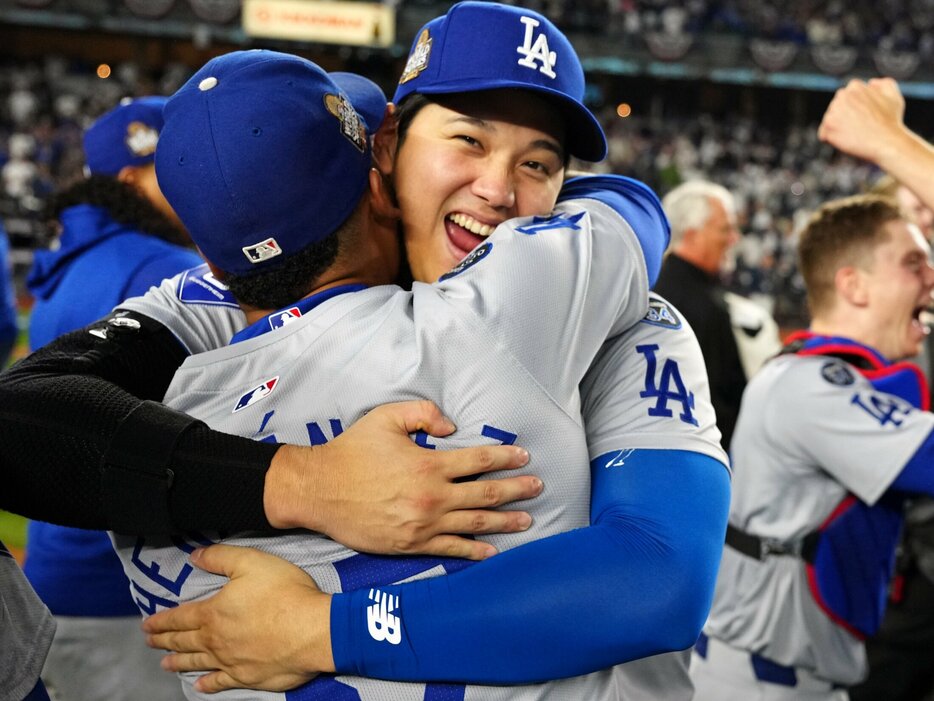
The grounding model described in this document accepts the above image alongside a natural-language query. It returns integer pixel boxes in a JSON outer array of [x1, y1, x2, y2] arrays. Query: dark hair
[[223, 235, 341, 310], [46, 175, 191, 248], [394, 93, 433, 151], [222, 204, 368, 310]]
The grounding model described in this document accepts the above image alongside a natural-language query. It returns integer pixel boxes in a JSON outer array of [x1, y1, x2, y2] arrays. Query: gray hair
[[662, 180, 736, 248]]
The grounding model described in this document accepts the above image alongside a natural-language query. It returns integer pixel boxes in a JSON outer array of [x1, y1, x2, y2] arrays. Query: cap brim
[[403, 80, 607, 162], [330, 72, 388, 134]]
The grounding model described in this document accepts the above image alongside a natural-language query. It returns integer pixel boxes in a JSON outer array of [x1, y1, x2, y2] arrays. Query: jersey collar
[[786, 330, 890, 368], [230, 284, 367, 345]]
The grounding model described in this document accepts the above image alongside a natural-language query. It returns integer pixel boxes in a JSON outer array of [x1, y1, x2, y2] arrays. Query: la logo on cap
[[125, 121, 159, 157], [517, 16, 557, 79], [242, 237, 283, 264], [399, 29, 432, 85]]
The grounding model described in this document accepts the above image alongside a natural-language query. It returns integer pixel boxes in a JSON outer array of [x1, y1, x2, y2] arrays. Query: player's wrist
[[304, 591, 336, 673], [263, 444, 325, 531], [873, 124, 920, 173]]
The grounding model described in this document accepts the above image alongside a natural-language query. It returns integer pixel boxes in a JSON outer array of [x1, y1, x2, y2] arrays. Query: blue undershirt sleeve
[[330, 448, 730, 683], [890, 428, 934, 495]]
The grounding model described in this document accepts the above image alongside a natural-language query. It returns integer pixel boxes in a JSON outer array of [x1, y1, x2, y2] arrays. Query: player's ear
[[836, 265, 868, 306], [369, 166, 401, 223], [115, 165, 139, 187], [372, 103, 398, 178]]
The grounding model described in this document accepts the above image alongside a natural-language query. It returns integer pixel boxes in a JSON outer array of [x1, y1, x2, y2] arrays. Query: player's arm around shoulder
[[559, 173, 670, 286], [582, 294, 731, 652], [430, 174, 661, 403], [582, 292, 728, 467]]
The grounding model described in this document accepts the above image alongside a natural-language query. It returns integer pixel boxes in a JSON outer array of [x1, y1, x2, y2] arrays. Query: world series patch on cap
[[393, 1, 607, 162], [83, 96, 167, 176], [155, 50, 387, 276]]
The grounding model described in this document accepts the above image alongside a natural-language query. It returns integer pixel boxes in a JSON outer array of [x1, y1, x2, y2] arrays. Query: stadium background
[[2, 0, 934, 554]]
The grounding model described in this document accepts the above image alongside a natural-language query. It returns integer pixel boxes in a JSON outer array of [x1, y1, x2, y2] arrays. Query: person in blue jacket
[[0, 221, 20, 368], [24, 96, 201, 701]]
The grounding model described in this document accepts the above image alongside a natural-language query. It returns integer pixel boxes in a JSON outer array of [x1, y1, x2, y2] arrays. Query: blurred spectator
[[23, 96, 200, 701], [654, 180, 748, 450], [0, 220, 18, 368]]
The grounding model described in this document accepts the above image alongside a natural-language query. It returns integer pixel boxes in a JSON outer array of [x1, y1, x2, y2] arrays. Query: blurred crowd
[[501, 0, 934, 53], [590, 107, 882, 326], [0, 57, 190, 259], [0, 54, 907, 329]]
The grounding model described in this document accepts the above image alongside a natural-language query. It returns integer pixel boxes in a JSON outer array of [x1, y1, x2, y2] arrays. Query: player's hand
[[144, 544, 332, 693], [264, 400, 541, 560], [818, 77, 908, 165]]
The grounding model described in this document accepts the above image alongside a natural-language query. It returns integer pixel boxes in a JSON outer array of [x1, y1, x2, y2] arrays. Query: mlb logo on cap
[[83, 96, 168, 176]]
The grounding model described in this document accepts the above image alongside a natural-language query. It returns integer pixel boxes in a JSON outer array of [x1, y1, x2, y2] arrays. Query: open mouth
[[446, 213, 497, 257], [911, 305, 930, 336]]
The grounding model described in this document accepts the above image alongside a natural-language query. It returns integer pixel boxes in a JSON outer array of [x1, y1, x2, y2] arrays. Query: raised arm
[[819, 77, 934, 210]]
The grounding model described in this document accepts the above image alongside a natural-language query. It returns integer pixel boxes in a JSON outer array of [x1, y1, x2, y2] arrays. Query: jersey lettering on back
[[307, 419, 345, 446], [515, 211, 585, 236]]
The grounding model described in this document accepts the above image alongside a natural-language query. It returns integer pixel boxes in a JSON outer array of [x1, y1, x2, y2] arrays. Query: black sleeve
[[0, 310, 280, 535]]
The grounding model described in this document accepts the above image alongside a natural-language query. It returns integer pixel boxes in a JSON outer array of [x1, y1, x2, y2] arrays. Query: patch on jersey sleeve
[[233, 376, 279, 413], [820, 360, 855, 386], [176, 264, 239, 308], [641, 297, 682, 329], [438, 241, 492, 281]]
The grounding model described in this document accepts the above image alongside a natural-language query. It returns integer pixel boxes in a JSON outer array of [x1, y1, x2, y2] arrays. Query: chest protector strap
[[787, 331, 927, 638]]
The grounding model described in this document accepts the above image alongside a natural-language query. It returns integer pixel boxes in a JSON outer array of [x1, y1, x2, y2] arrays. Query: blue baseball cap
[[393, 1, 606, 162], [83, 96, 167, 176], [155, 50, 387, 276]]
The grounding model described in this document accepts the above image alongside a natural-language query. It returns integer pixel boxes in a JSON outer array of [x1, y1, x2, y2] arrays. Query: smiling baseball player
[[106, 49, 729, 701], [692, 194, 934, 700]]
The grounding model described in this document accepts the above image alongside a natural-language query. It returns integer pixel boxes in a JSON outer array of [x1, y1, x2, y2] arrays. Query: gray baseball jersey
[[702, 352, 934, 685], [1, 543, 55, 701], [116, 210, 725, 699], [115, 198, 649, 700], [581, 293, 727, 701]]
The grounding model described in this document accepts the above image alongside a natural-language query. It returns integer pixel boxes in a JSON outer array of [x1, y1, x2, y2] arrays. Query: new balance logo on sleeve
[[367, 588, 402, 645]]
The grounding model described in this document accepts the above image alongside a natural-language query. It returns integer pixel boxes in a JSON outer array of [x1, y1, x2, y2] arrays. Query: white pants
[[690, 635, 849, 701], [41, 615, 184, 701]]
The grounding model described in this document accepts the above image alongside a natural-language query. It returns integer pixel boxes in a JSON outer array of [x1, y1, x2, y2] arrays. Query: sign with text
[[243, 0, 395, 47]]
